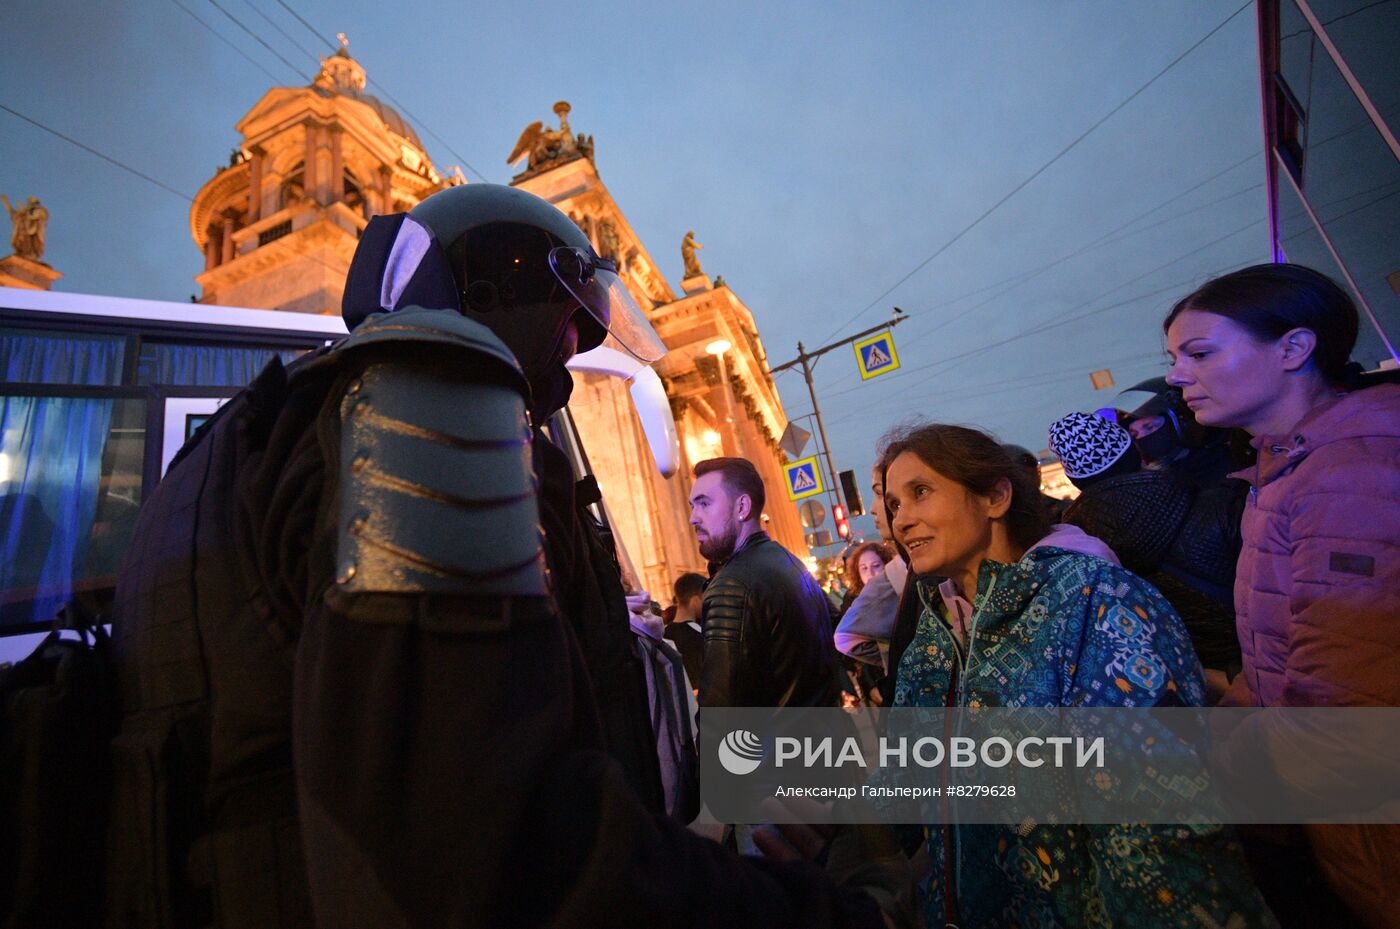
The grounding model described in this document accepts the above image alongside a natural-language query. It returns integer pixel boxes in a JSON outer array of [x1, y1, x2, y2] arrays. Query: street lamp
[[705, 338, 740, 457]]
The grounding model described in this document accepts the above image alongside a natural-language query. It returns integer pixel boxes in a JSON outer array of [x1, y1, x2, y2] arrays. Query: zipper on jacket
[[942, 659, 959, 928], [913, 576, 964, 927], [943, 569, 997, 924], [955, 572, 998, 707]]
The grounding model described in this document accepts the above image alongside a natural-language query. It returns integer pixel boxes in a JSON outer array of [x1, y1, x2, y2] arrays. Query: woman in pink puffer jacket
[[1163, 263, 1400, 929]]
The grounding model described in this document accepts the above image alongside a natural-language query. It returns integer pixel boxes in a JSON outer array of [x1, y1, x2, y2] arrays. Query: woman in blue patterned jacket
[[880, 422, 1274, 929]]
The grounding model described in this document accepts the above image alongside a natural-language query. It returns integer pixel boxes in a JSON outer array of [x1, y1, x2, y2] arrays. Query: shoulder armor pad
[[334, 353, 548, 602], [333, 307, 526, 391]]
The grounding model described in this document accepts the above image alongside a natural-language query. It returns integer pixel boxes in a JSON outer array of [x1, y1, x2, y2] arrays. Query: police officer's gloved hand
[[753, 819, 916, 929]]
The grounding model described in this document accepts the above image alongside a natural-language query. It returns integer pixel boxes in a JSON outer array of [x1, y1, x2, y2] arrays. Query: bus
[[0, 284, 677, 662]]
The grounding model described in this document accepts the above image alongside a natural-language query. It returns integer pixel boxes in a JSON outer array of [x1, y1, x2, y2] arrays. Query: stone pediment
[[235, 86, 316, 138]]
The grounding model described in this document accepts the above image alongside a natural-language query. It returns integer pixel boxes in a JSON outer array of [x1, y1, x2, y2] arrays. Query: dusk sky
[[2, 0, 1270, 538]]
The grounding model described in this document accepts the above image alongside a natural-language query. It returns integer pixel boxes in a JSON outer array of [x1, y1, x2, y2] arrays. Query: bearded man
[[688, 457, 841, 708]]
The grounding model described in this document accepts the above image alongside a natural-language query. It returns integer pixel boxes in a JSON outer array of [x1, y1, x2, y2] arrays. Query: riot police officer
[[106, 184, 888, 928]]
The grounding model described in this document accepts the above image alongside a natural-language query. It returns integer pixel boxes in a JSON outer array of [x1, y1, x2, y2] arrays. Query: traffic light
[[834, 503, 850, 540], [838, 469, 865, 516]]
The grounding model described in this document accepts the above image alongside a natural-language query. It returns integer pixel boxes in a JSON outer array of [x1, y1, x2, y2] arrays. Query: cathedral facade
[[187, 45, 810, 597]]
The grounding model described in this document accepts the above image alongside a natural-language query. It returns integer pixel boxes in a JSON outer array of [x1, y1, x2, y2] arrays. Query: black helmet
[[342, 183, 666, 376], [1117, 376, 1213, 449]]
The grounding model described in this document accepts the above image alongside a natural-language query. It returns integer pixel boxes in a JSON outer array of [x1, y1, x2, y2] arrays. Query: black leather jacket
[[699, 531, 841, 708]]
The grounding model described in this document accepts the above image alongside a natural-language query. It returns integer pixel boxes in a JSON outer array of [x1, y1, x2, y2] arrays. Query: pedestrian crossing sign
[[783, 456, 824, 501], [853, 331, 900, 380]]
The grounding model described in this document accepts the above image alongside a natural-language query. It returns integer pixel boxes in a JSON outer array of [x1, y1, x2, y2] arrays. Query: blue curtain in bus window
[[0, 330, 123, 627], [1, 329, 125, 384], [1, 397, 115, 625], [141, 343, 302, 386]]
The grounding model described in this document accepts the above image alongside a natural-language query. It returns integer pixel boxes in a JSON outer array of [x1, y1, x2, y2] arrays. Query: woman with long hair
[[843, 540, 894, 601], [880, 422, 1272, 928], [835, 541, 896, 704], [1164, 262, 1400, 927]]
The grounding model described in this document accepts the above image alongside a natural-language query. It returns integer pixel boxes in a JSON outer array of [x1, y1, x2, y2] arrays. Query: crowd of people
[[660, 264, 1399, 928], [95, 181, 1396, 929]]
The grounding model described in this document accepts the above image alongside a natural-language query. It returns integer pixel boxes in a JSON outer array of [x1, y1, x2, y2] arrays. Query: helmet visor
[[549, 247, 668, 364]]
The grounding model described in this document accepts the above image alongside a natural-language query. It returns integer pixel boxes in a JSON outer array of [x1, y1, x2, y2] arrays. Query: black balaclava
[[1133, 416, 1186, 465]]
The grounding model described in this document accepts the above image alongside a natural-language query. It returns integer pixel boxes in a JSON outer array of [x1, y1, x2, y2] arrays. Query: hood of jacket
[[1031, 523, 1120, 566]]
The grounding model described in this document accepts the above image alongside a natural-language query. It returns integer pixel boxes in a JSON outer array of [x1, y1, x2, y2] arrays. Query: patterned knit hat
[[1047, 411, 1134, 480]]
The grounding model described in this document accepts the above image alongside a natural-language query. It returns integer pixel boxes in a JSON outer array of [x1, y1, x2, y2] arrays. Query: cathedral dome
[[323, 86, 423, 150], [311, 44, 423, 150]]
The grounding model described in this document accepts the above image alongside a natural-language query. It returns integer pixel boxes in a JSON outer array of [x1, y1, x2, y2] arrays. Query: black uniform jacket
[[108, 310, 880, 929]]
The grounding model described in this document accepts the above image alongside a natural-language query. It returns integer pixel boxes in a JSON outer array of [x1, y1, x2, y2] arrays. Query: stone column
[[378, 165, 393, 217], [247, 148, 263, 223], [304, 122, 320, 205], [220, 213, 236, 263], [204, 234, 218, 271], [713, 352, 743, 459], [329, 127, 344, 203]]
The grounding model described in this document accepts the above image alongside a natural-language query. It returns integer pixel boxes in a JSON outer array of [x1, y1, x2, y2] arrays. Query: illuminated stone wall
[[189, 83, 811, 599]]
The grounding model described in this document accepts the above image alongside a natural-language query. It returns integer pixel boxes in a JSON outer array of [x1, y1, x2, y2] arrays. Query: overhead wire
[[1067, 150, 1261, 251], [359, 83, 493, 183], [272, 0, 331, 47], [1280, 0, 1395, 40], [204, 0, 308, 79], [846, 351, 1167, 413], [891, 177, 1264, 359], [904, 172, 1400, 392], [811, 0, 1253, 346], [892, 224, 1262, 390], [851, 118, 1388, 398], [0, 103, 194, 203], [910, 156, 1261, 323], [814, 213, 1265, 409], [878, 108, 1384, 369], [818, 275, 1203, 413], [1280, 180, 1400, 238], [821, 350, 1166, 430], [831, 348, 1164, 414], [774, 150, 1260, 389], [0, 105, 362, 285], [170, 0, 286, 85], [812, 276, 1197, 411], [182, 0, 496, 196], [242, 0, 323, 64], [915, 2, 1389, 353]]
